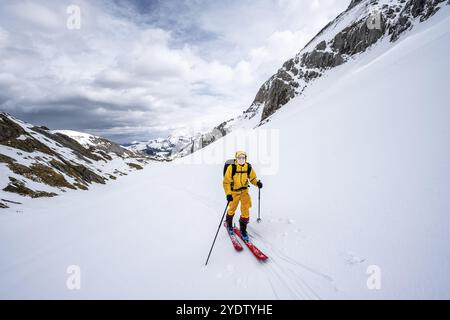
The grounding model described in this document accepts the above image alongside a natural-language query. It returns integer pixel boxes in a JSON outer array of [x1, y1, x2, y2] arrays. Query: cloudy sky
[[0, 0, 348, 144]]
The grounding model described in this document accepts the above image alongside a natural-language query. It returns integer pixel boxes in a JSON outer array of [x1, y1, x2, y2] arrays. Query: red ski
[[233, 227, 268, 261], [224, 222, 243, 251]]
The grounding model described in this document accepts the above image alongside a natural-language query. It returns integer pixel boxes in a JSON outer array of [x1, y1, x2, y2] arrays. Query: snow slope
[[0, 6, 449, 299]]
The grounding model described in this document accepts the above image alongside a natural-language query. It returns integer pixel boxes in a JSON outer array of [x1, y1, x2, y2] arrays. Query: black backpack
[[223, 159, 252, 178]]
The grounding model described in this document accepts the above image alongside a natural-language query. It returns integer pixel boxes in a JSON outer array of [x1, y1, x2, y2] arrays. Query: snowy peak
[[52, 130, 104, 149], [52, 129, 138, 158], [125, 135, 193, 161], [124, 118, 244, 161]]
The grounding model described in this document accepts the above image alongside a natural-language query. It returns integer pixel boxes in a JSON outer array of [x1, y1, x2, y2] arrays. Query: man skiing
[[223, 151, 263, 241]]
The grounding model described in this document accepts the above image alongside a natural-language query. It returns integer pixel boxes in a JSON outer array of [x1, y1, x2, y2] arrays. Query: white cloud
[[0, 27, 9, 48], [5, 1, 62, 30], [0, 0, 349, 143]]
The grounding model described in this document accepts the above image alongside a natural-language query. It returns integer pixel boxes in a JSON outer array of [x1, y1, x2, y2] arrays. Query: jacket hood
[[235, 151, 247, 159]]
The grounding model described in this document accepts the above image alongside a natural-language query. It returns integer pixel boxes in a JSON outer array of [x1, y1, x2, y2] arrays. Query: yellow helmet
[[235, 150, 247, 159]]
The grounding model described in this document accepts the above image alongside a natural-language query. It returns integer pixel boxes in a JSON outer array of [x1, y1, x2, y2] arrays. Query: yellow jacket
[[223, 161, 258, 195]]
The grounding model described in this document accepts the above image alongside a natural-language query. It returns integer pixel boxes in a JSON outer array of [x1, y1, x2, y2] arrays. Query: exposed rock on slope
[[0, 112, 150, 206], [248, 0, 448, 122]]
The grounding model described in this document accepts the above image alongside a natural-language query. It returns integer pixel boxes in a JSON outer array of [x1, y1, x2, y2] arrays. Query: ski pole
[[205, 201, 229, 266], [257, 187, 261, 223]]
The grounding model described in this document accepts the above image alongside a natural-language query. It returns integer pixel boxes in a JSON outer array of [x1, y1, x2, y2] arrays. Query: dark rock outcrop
[[301, 50, 345, 69], [348, 0, 364, 10], [259, 77, 296, 121], [127, 162, 143, 170], [389, 0, 446, 41], [0, 113, 56, 156], [331, 17, 386, 55], [3, 177, 57, 198], [0, 113, 25, 141]]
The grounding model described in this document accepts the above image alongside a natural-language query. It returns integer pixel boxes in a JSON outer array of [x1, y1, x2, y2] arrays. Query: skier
[[223, 151, 263, 241]]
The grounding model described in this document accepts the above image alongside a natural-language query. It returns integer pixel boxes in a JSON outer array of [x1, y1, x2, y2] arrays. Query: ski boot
[[240, 218, 249, 242], [226, 215, 234, 235]]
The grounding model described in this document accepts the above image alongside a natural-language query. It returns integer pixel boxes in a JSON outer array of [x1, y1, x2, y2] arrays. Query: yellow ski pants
[[227, 191, 252, 221]]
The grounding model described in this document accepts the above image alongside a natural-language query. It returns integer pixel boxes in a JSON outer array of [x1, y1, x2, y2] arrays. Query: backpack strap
[[231, 164, 237, 178], [230, 163, 252, 192], [233, 163, 252, 176]]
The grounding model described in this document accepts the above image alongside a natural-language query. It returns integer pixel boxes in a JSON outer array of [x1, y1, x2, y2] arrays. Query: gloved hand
[[226, 194, 233, 202], [257, 180, 263, 189]]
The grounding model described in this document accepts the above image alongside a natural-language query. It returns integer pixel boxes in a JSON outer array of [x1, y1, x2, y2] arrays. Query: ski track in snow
[[160, 172, 344, 299], [157, 182, 223, 212], [177, 177, 337, 299], [247, 225, 337, 299]]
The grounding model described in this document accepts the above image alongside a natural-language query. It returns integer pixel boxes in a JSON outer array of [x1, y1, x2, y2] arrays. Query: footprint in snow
[[226, 264, 235, 272], [235, 277, 248, 289], [285, 218, 295, 224], [216, 264, 235, 279], [345, 252, 366, 266]]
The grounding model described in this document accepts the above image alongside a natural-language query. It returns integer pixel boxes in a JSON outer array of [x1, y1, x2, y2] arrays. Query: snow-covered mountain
[[125, 135, 194, 161], [124, 119, 238, 161], [145, 0, 448, 160], [0, 0, 449, 299], [0, 112, 150, 209], [125, 112, 265, 160]]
